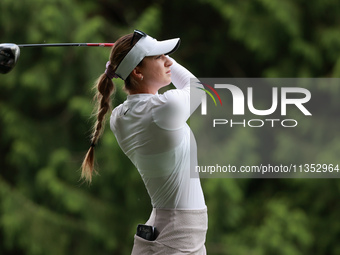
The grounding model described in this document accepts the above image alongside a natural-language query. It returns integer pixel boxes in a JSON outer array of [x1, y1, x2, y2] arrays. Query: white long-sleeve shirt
[[110, 58, 206, 209]]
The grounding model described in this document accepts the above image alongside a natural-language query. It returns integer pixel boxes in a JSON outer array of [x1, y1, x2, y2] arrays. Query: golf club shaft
[[17, 43, 114, 48]]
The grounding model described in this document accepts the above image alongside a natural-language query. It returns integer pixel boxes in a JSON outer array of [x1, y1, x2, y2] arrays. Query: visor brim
[[146, 38, 180, 56]]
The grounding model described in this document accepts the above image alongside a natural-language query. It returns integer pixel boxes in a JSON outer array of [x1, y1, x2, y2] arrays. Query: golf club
[[0, 43, 114, 74]]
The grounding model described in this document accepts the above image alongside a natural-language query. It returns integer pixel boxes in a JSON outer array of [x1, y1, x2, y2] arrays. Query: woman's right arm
[[151, 58, 205, 130], [168, 57, 205, 116]]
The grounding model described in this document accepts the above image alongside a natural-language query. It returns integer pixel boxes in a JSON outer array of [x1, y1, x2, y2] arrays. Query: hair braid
[[81, 74, 114, 183], [80, 32, 139, 183]]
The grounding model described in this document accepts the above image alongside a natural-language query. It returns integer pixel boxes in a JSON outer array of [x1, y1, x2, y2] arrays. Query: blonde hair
[[81, 32, 143, 183]]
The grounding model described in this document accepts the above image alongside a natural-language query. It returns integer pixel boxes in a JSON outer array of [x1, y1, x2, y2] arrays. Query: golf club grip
[[17, 43, 114, 47]]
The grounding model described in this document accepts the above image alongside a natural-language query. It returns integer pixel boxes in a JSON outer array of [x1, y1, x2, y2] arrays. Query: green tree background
[[1, 0, 339, 254]]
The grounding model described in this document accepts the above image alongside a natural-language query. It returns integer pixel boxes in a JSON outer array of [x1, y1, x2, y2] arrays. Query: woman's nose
[[164, 55, 173, 66]]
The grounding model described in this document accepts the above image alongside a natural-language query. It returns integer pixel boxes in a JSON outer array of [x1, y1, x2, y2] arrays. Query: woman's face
[[138, 55, 173, 92]]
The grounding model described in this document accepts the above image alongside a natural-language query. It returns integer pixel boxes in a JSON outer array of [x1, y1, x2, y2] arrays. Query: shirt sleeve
[[151, 57, 205, 130]]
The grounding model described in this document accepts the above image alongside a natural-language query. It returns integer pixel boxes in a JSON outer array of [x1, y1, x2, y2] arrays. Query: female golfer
[[81, 30, 207, 254]]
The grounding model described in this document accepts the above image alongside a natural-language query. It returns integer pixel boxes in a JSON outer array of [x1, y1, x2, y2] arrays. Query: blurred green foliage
[[1, 0, 340, 254]]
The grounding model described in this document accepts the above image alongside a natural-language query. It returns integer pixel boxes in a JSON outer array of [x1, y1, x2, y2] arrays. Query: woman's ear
[[131, 67, 143, 81]]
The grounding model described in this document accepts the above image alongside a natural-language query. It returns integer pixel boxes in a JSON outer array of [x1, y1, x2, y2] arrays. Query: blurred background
[[1, 0, 340, 254]]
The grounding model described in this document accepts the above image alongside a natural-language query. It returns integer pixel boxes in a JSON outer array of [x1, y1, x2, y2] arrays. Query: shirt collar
[[126, 92, 158, 102]]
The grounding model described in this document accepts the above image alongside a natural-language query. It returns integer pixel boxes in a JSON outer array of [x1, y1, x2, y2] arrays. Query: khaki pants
[[131, 207, 208, 255]]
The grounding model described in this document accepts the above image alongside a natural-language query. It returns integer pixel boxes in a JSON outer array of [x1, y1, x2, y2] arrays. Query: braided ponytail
[[80, 32, 142, 183], [81, 74, 114, 183]]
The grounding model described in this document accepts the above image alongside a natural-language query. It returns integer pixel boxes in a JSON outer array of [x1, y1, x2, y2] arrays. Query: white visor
[[115, 33, 180, 80]]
